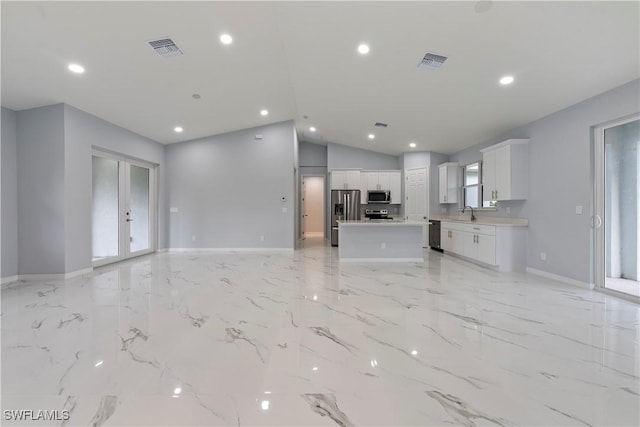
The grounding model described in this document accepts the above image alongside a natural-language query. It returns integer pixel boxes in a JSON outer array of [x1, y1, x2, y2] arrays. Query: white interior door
[[405, 168, 428, 246], [594, 115, 640, 298], [93, 152, 156, 267]]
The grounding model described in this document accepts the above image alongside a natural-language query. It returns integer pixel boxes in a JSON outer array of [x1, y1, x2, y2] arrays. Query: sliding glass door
[[594, 115, 640, 298], [92, 151, 157, 266]]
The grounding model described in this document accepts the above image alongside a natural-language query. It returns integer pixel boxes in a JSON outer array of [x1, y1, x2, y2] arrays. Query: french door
[[92, 151, 157, 267], [593, 114, 640, 298]]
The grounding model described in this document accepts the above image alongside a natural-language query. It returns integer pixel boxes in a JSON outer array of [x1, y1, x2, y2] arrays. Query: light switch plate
[[282, 207, 288, 213], [575, 205, 583, 215], [170, 207, 179, 213]]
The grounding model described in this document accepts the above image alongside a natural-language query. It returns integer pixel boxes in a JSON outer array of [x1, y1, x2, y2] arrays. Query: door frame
[[592, 113, 640, 293], [301, 174, 326, 239], [405, 167, 429, 247], [92, 149, 158, 267]]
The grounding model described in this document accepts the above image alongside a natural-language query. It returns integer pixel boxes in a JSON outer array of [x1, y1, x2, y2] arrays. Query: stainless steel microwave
[[367, 190, 391, 204]]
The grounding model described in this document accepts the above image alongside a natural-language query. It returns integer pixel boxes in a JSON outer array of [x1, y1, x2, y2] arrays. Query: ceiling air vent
[[374, 122, 388, 128], [148, 37, 183, 58], [418, 52, 448, 70]]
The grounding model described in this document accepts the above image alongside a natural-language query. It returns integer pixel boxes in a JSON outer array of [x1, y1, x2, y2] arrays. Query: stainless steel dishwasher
[[428, 220, 443, 252]]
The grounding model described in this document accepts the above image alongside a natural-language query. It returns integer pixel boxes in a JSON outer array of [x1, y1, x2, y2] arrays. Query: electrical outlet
[[575, 205, 583, 215], [381, 242, 386, 249], [260, 235, 265, 242], [282, 207, 288, 213], [540, 252, 547, 261]]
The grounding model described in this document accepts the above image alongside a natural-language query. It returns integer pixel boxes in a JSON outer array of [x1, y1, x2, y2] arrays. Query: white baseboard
[[166, 248, 294, 253], [4, 267, 94, 284], [340, 258, 423, 263], [526, 267, 595, 290], [1, 275, 19, 285]]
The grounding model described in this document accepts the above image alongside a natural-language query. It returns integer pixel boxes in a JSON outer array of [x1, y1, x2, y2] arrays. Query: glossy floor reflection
[[2, 243, 639, 426]]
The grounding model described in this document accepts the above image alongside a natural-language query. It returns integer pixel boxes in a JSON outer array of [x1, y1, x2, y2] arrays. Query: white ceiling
[[2, 1, 639, 155]]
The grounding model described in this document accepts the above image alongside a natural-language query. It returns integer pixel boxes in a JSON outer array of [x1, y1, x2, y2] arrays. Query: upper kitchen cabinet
[[361, 171, 402, 204], [480, 139, 529, 202], [438, 162, 459, 204], [330, 170, 361, 190]]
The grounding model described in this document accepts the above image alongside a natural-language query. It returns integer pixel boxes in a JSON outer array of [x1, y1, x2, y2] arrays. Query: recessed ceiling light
[[409, 142, 417, 148], [357, 44, 370, 55], [368, 134, 375, 140], [174, 126, 183, 133], [68, 63, 85, 74], [309, 127, 316, 132], [220, 34, 233, 45], [499, 75, 514, 85], [260, 109, 269, 116]]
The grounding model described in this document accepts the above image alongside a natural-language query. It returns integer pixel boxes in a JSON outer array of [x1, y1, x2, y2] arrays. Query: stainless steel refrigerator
[[331, 189, 361, 246]]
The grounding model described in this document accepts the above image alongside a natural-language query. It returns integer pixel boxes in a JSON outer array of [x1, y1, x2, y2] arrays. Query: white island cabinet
[[338, 220, 424, 262]]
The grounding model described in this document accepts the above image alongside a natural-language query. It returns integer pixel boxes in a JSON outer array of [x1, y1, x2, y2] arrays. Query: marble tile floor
[[1, 242, 639, 426]]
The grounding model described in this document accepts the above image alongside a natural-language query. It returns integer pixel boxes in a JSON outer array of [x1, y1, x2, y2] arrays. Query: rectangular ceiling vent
[[418, 52, 448, 70], [374, 122, 388, 128], [148, 37, 183, 58]]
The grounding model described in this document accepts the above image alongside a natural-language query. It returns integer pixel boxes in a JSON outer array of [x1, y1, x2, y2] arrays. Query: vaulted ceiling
[[2, 1, 638, 155]]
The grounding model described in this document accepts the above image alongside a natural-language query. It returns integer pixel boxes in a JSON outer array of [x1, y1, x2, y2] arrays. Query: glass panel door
[[92, 156, 121, 263], [594, 116, 640, 298], [128, 164, 151, 254], [92, 152, 156, 266]]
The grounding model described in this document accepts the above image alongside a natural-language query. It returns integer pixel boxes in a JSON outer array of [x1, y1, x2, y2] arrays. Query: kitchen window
[[463, 162, 496, 209]]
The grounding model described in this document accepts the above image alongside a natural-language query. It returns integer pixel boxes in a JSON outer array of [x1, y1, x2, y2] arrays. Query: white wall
[[1, 107, 18, 279], [449, 78, 640, 284], [166, 121, 296, 249]]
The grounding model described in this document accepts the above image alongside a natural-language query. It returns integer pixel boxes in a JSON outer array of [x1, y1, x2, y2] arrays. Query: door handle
[[126, 218, 133, 222], [591, 215, 603, 228]]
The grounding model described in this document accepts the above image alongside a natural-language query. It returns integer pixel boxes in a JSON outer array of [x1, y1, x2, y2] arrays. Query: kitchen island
[[337, 220, 424, 262]]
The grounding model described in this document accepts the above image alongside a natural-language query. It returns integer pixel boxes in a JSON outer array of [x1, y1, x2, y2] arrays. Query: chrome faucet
[[462, 205, 476, 221]]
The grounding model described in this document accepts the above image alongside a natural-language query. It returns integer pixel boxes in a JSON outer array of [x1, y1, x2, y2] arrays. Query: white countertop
[[337, 219, 425, 227], [429, 215, 528, 227]]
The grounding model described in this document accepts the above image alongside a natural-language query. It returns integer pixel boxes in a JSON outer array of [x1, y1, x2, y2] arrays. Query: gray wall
[[166, 121, 295, 249], [327, 142, 399, 170], [17, 105, 66, 274], [8, 103, 166, 276], [448, 78, 640, 283], [63, 105, 167, 271], [1, 107, 18, 279]]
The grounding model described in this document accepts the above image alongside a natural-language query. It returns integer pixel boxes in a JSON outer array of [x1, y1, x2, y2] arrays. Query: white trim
[[596, 287, 640, 304], [526, 267, 594, 290], [157, 248, 169, 253], [165, 248, 295, 253], [479, 138, 530, 153], [1, 275, 19, 285], [339, 258, 423, 263], [4, 267, 95, 284]]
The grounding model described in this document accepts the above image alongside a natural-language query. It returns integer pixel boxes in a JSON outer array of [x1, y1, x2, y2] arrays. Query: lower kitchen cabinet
[[441, 222, 525, 272]]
